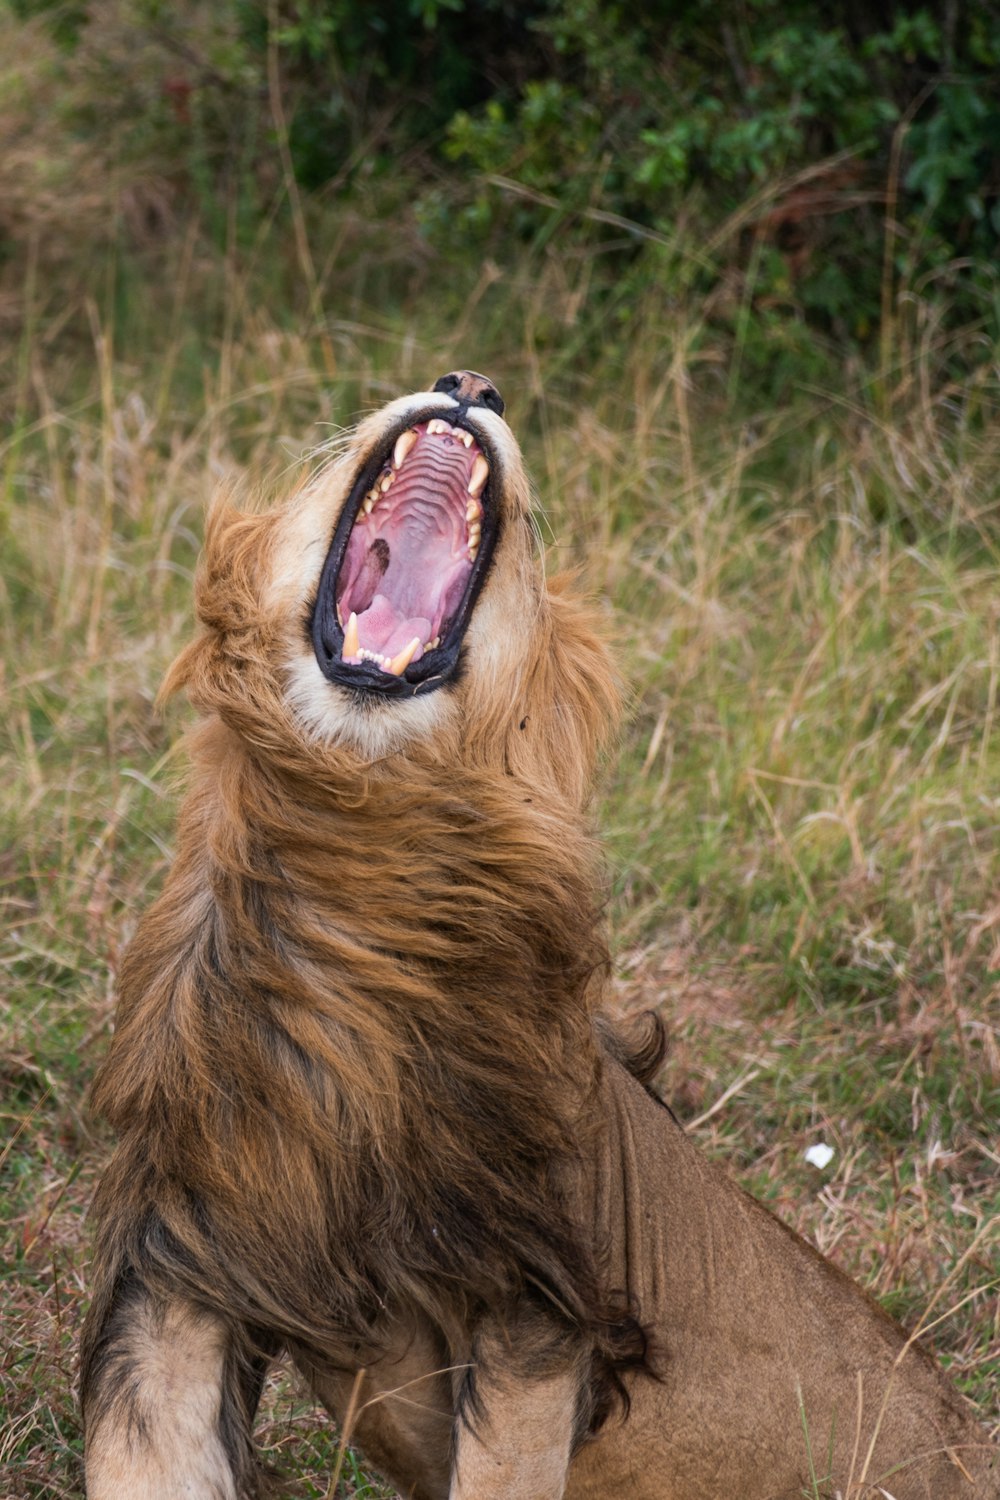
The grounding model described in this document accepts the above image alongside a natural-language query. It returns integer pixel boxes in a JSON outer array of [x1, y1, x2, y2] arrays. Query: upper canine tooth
[[468, 455, 489, 496], [343, 611, 360, 659], [393, 429, 417, 468], [388, 636, 421, 676]]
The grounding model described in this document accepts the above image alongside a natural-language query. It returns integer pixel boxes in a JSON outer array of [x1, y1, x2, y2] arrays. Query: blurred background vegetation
[[3, 0, 1000, 395], [2, 3, 999, 1496]]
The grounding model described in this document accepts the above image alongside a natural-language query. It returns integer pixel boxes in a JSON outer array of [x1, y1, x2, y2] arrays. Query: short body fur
[[81, 388, 998, 1499]]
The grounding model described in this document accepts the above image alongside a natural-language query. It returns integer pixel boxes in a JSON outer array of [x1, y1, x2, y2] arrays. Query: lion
[[81, 371, 998, 1500]]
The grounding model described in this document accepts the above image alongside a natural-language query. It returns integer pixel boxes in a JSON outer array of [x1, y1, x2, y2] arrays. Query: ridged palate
[[390, 443, 471, 512]]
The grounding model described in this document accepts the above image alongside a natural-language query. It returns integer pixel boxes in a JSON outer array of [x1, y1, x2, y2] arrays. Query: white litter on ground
[[804, 1142, 835, 1170]]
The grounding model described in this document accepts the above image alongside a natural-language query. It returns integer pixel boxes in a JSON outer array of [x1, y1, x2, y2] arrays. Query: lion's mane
[[82, 404, 648, 1474]]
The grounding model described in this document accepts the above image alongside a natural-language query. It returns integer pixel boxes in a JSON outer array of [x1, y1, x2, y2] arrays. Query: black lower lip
[[309, 408, 500, 699]]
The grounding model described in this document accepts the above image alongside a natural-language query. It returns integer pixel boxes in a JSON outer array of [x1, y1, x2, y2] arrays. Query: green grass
[[2, 156, 999, 1496]]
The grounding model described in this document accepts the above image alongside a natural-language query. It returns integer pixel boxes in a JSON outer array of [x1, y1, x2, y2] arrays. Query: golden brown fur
[[81, 387, 998, 1499]]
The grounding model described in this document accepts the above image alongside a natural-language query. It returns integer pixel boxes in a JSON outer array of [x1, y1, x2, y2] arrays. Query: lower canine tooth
[[388, 636, 421, 675], [343, 611, 360, 658]]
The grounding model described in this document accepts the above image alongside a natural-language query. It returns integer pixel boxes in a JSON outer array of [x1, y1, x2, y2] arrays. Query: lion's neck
[[112, 717, 608, 1131], [95, 713, 611, 1354], [203, 719, 604, 1008]]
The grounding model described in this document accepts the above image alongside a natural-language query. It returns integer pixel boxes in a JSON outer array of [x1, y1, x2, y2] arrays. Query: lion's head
[[167, 372, 619, 802]]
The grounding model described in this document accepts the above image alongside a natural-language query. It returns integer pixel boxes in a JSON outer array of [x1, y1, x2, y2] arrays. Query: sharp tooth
[[462, 430, 474, 447], [387, 636, 420, 676], [343, 611, 359, 659], [393, 429, 417, 468], [379, 472, 395, 494], [428, 418, 446, 435], [468, 455, 489, 496]]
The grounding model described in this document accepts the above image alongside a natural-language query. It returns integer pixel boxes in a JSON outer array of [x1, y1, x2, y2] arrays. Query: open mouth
[[310, 411, 497, 697]]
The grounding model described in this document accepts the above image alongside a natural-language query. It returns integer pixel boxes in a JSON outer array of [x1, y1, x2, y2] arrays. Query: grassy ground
[[2, 197, 999, 1496]]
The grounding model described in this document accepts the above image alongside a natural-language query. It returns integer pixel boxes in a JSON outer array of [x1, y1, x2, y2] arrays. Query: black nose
[[432, 370, 505, 417]]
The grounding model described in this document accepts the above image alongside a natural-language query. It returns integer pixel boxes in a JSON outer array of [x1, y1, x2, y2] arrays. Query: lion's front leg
[[82, 1279, 269, 1500], [450, 1320, 587, 1500]]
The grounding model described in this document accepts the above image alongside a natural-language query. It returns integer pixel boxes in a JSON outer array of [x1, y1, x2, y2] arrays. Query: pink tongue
[[355, 594, 431, 660]]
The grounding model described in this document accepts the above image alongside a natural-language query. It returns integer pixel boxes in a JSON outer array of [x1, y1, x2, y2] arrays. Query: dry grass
[[1, 182, 998, 1497]]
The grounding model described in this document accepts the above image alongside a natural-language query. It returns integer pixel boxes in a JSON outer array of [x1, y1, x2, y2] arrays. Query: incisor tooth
[[461, 430, 474, 447], [388, 636, 421, 676], [343, 611, 359, 659], [468, 455, 489, 496], [466, 497, 480, 522], [393, 429, 417, 468], [379, 472, 394, 493], [469, 542, 479, 561], [428, 419, 446, 435]]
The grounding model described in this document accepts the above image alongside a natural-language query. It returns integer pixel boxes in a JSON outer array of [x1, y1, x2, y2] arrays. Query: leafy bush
[[4, 0, 999, 391], [437, 3, 999, 358]]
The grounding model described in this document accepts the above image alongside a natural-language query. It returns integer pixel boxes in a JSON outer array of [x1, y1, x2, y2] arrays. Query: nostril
[[432, 370, 505, 418]]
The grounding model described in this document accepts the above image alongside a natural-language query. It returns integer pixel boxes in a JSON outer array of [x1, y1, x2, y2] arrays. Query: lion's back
[[569, 1054, 998, 1499]]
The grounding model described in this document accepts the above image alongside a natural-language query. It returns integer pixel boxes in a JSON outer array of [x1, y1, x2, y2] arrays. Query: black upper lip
[[309, 405, 500, 700]]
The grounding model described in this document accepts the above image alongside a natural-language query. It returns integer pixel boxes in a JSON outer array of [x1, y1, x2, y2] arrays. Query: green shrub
[[4, 0, 999, 394]]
